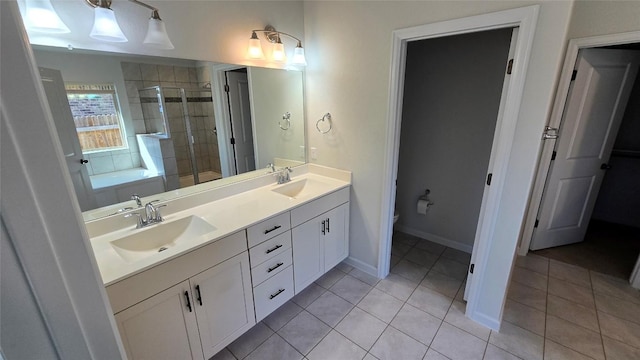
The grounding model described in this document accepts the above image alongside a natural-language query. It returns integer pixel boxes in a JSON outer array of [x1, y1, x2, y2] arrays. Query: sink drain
[[158, 247, 168, 252]]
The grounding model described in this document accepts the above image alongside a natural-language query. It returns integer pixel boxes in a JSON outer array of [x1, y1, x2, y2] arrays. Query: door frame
[[212, 63, 247, 177], [519, 31, 640, 256], [379, 5, 539, 330]]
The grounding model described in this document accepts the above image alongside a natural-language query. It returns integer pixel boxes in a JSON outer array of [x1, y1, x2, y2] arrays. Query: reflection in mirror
[[32, 47, 306, 220]]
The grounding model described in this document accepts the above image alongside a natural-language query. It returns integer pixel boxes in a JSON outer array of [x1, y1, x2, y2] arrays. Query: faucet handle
[[124, 211, 145, 229], [131, 194, 142, 207], [154, 204, 167, 222]]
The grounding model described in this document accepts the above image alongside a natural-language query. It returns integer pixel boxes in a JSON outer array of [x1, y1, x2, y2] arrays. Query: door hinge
[[230, 137, 235, 145], [486, 173, 493, 186], [224, 84, 230, 92], [534, 219, 539, 228], [506, 59, 514, 75], [571, 70, 577, 81], [551, 151, 557, 161], [469, 264, 475, 274]]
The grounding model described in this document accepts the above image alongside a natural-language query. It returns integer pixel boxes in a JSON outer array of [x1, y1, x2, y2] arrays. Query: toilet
[[393, 210, 400, 225]]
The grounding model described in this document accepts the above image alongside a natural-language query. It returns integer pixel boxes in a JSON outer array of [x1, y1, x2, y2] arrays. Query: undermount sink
[[271, 178, 330, 199], [110, 215, 216, 263]]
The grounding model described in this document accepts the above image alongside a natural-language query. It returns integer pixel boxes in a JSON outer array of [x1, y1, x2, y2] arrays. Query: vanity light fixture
[[248, 26, 306, 66], [85, 0, 174, 49], [24, 0, 70, 33]]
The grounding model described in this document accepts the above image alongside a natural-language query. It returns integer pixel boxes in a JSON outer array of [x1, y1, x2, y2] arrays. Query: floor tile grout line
[[589, 269, 608, 360]]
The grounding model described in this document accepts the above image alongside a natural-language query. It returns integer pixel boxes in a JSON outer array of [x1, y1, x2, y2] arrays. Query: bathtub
[[90, 168, 166, 208]]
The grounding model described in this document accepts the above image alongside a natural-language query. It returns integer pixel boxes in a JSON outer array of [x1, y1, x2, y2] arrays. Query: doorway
[[380, 6, 540, 330], [519, 34, 640, 289], [528, 46, 640, 281], [391, 28, 514, 288]]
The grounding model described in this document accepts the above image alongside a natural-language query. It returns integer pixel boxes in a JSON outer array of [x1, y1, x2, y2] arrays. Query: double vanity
[[86, 165, 351, 360]]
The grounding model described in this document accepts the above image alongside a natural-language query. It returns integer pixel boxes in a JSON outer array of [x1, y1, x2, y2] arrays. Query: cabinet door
[[324, 203, 349, 270], [192, 252, 255, 359], [114, 281, 204, 360], [292, 217, 324, 293]]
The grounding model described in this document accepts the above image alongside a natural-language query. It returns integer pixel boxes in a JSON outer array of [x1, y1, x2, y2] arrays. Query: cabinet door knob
[[184, 291, 192, 312], [80, 159, 89, 164]]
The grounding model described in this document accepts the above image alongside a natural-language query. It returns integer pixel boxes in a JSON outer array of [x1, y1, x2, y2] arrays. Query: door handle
[[80, 159, 89, 164], [195, 285, 202, 306], [184, 291, 192, 312], [321, 220, 326, 235], [326, 218, 330, 233], [600, 163, 612, 170]]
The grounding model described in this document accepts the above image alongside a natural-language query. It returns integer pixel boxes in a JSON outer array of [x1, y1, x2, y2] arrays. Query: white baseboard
[[468, 310, 500, 331], [395, 225, 473, 253], [343, 256, 379, 278]]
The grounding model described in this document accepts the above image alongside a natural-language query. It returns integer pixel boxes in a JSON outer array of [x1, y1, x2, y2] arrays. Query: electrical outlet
[[310, 147, 318, 160], [299, 145, 305, 158]]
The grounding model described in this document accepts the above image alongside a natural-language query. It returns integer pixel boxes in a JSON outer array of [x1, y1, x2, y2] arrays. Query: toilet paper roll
[[417, 199, 430, 215]]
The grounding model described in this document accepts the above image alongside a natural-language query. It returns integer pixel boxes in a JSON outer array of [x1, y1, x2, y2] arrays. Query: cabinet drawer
[[247, 212, 291, 247], [249, 231, 291, 267], [291, 187, 349, 227], [251, 249, 292, 286], [254, 266, 294, 322]]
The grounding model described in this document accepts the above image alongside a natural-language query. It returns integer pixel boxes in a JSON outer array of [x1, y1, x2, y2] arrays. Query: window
[[65, 83, 127, 153]]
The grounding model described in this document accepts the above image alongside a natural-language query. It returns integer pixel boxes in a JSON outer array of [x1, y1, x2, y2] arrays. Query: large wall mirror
[[32, 46, 306, 221]]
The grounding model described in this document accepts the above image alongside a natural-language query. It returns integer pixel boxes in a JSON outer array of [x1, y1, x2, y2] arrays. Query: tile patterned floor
[[212, 232, 640, 360]]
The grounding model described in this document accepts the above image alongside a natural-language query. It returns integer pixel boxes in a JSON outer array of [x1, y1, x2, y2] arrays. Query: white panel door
[[292, 217, 324, 293], [324, 203, 349, 270], [226, 71, 256, 175], [192, 252, 255, 359], [114, 281, 204, 360], [531, 49, 640, 250], [39, 67, 96, 211]]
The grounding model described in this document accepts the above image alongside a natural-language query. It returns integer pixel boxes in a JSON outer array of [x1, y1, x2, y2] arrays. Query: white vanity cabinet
[[107, 232, 255, 360], [291, 188, 350, 292]]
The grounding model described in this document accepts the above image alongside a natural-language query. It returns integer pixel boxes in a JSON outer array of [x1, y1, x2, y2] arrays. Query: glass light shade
[[90, 7, 128, 43], [248, 37, 265, 59], [292, 46, 307, 66], [25, 0, 70, 33], [143, 18, 174, 50], [272, 42, 286, 62]]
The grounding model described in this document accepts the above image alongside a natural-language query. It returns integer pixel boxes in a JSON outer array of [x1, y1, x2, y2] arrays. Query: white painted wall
[[303, 1, 574, 275], [396, 28, 512, 251]]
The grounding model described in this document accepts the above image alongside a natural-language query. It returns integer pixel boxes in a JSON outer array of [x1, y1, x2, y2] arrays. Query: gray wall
[[592, 70, 640, 228], [395, 28, 513, 249]]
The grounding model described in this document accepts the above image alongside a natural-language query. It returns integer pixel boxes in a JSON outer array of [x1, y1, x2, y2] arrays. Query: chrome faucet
[[131, 194, 142, 207], [266, 163, 276, 173], [125, 200, 166, 229], [275, 167, 293, 184]]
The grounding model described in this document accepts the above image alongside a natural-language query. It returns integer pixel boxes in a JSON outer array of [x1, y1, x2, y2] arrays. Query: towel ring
[[279, 112, 291, 130], [316, 113, 332, 134]]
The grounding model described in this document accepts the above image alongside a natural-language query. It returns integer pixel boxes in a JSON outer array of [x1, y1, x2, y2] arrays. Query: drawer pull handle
[[327, 218, 330, 233], [268, 262, 284, 273], [265, 244, 283, 254], [184, 291, 192, 312], [264, 225, 282, 234], [269, 288, 285, 299], [321, 220, 326, 235], [195, 285, 202, 306]]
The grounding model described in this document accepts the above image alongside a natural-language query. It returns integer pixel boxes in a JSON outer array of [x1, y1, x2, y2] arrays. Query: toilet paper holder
[[418, 189, 434, 205]]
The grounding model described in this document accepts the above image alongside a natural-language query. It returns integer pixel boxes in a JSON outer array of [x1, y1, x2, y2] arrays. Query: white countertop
[[88, 165, 351, 286]]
